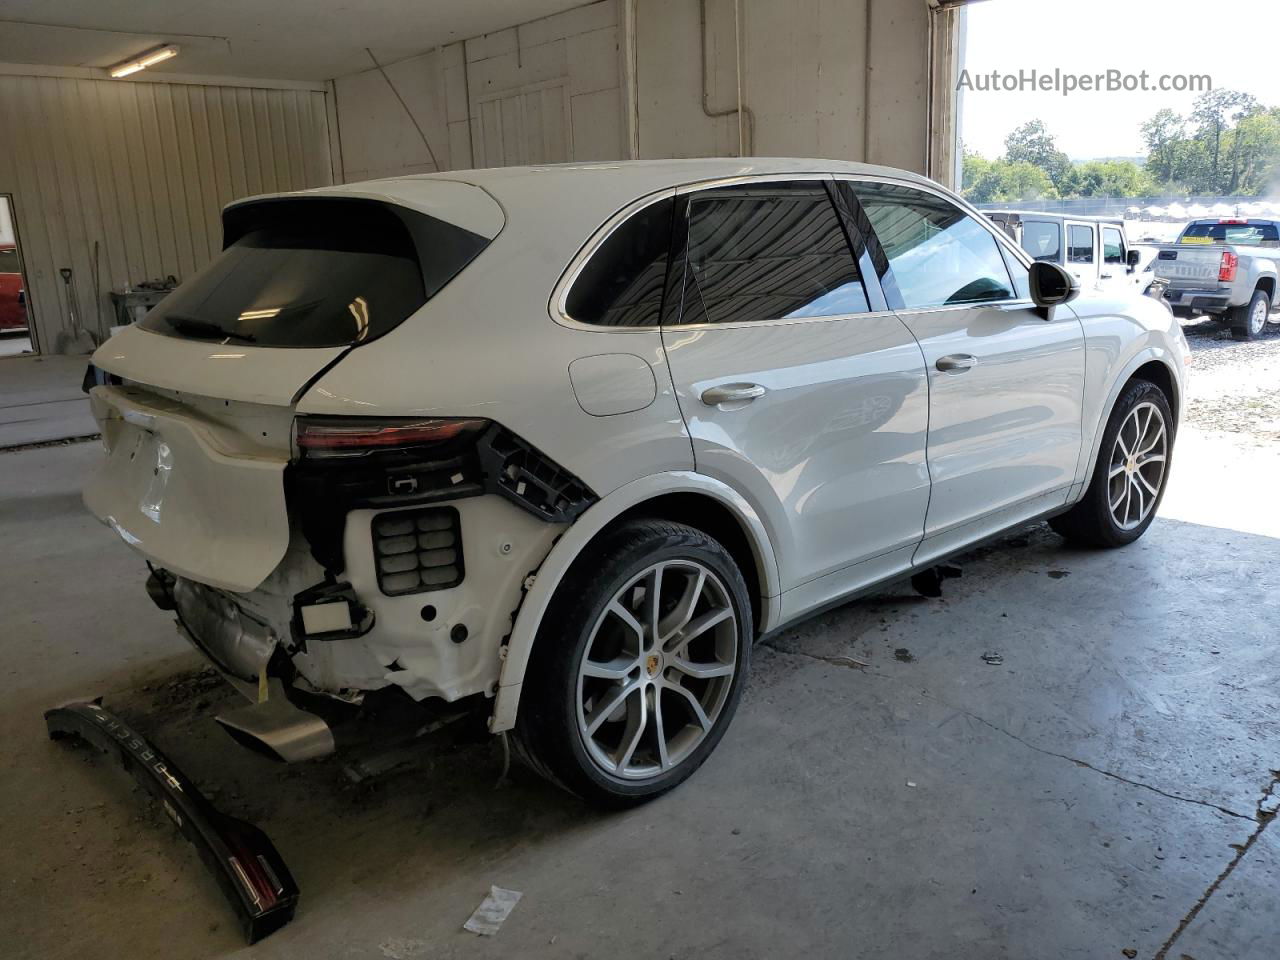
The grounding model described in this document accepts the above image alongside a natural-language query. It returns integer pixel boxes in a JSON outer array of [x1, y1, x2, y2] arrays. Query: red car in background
[[0, 243, 27, 330]]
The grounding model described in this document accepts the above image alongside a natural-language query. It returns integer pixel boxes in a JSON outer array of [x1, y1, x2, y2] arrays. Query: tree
[[1003, 119, 1073, 192], [1189, 89, 1260, 192], [1141, 109, 1184, 184], [1223, 108, 1280, 195], [963, 159, 1058, 203], [1069, 160, 1157, 198]]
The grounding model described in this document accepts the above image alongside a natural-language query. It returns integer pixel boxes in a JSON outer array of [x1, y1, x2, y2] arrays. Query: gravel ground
[[1181, 313, 1280, 443]]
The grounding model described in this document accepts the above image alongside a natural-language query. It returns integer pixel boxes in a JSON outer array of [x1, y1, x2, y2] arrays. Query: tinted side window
[[1068, 225, 1095, 263], [1020, 220, 1061, 262], [853, 182, 1014, 308], [680, 184, 868, 325], [566, 196, 674, 326], [1103, 227, 1125, 264]]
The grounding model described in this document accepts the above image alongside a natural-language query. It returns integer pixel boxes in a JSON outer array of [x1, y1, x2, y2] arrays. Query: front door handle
[[701, 382, 767, 405], [935, 354, 977, 373]]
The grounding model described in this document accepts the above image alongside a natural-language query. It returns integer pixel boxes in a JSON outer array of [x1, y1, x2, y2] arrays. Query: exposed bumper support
[[45, 700, 300, 944]]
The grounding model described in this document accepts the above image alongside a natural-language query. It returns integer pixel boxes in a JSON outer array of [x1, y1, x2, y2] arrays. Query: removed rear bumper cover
[[45, 700, 300, 944]]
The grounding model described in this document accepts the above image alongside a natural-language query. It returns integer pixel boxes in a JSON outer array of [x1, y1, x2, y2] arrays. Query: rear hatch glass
[[141, 197, 491, 348]]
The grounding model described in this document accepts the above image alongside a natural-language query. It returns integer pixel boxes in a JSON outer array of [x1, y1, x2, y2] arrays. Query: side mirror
[[1029, 261, 1079, 310], [1127, 248, 1141, 267]]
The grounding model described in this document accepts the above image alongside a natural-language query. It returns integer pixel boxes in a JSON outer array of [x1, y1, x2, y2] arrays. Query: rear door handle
[[935, 354, 977, 373], [701, 382, 767, 405]]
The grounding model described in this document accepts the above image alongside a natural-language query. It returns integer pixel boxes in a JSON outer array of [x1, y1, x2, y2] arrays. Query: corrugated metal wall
[[0, 75, 332, 352]]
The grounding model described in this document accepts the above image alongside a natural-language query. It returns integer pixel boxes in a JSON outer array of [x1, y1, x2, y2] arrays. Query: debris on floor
[[45, 700, 299, 944], [894, 648, 914, 663], [825, 654, 870, 670], [910, 563, 962, 598], [981, 652, 1004, 665], [1047, 570, 1070, 580], [463, 885, 522, 936]]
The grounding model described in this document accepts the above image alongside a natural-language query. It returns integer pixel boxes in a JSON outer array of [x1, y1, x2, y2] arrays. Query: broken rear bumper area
[[45, 701, 299, 943]]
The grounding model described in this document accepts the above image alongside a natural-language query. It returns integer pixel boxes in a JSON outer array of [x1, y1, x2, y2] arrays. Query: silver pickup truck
[[1153, 217, 1280, 340]]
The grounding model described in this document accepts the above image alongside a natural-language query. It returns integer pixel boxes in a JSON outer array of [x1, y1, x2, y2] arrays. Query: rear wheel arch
[[490, 473, 780, 732], [611, 493, 766, 632], [1256, 275, 1275, 302]]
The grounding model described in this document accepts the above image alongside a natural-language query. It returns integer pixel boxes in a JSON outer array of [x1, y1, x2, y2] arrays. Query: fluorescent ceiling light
[[109, 45, 180, 79]]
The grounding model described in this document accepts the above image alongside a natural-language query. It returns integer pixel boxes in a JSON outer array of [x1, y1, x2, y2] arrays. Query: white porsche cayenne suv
[[85, 159, 1187, 805]]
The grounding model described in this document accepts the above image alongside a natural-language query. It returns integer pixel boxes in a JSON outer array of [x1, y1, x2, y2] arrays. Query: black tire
[[1049, 378, 1174, 548], [514, 519, 752, 807], [1230, 288, 1270, 341]]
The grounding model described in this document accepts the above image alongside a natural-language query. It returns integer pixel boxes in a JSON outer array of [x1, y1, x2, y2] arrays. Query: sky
[[960, 0, 1279, 161]]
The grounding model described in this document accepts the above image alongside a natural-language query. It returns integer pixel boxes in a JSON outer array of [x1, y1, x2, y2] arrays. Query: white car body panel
[[77, 158, 1186, 738], [84, 384, 293, 592], [92, 323, 347, 407], [896, 300, 1084, 537], [662, 312, 931, 591]]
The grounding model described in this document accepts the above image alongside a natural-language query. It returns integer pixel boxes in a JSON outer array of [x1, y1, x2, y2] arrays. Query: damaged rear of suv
[[84, 165, 755, 807], [85, 180, 602, 765]]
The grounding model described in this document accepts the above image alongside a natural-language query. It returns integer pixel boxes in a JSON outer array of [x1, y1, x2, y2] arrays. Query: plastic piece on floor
[[463, 885, 523, 936], [44, 699, 300, 944]]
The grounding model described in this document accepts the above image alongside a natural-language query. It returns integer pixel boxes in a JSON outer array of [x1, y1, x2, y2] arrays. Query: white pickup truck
[[1152, 218, 1280, 340]]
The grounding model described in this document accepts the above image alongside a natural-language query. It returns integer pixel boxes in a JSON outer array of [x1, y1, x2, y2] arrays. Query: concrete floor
[[2, 325, 1278, 960], [0, 330, 35, 357]]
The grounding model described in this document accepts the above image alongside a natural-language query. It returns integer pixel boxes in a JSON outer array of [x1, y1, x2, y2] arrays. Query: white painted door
[[851, 181, 1086, 542], [1099, 223, 1137, 295], [1065, 220, 1101, 288], [661, 180, 931, 592]]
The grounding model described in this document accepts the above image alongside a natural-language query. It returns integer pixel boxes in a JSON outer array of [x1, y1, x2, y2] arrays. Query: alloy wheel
[[575, 560, 738, 779], [1251, 296, 1268, 336], [1108, 401, 1168, 531]]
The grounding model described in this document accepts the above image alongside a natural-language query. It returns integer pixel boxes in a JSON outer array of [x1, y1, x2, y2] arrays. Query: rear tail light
[[295, 417, 489, 459], [1219, 251, 1238, 282]]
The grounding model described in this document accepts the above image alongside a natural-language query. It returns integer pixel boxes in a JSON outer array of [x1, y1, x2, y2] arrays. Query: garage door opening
[[0, 195, 34, 358]]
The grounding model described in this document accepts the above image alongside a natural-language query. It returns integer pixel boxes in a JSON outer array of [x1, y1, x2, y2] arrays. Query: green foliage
[[1063, 160, 1157, 198], [962, 92, 1280, 201], [962, 152, 1058, 203], [1003, 120, 1074, 193], [1138, 90, 1279, 195]]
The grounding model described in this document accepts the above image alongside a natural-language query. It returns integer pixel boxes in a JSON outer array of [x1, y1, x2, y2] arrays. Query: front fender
[[488, 471, 782, 732], [1077, 342, 1184, 492]]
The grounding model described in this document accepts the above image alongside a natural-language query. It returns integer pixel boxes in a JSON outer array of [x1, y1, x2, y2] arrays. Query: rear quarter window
[[141, 198, 490, 348], [564, 196, 674, 327]]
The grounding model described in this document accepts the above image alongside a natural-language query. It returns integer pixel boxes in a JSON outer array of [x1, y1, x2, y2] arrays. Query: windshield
[[141, 199, 489, 348], [1179, 221, 1279, 247]]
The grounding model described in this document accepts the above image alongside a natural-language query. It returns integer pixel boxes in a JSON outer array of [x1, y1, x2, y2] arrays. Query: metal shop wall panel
[[0, 75, 331, 352]]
